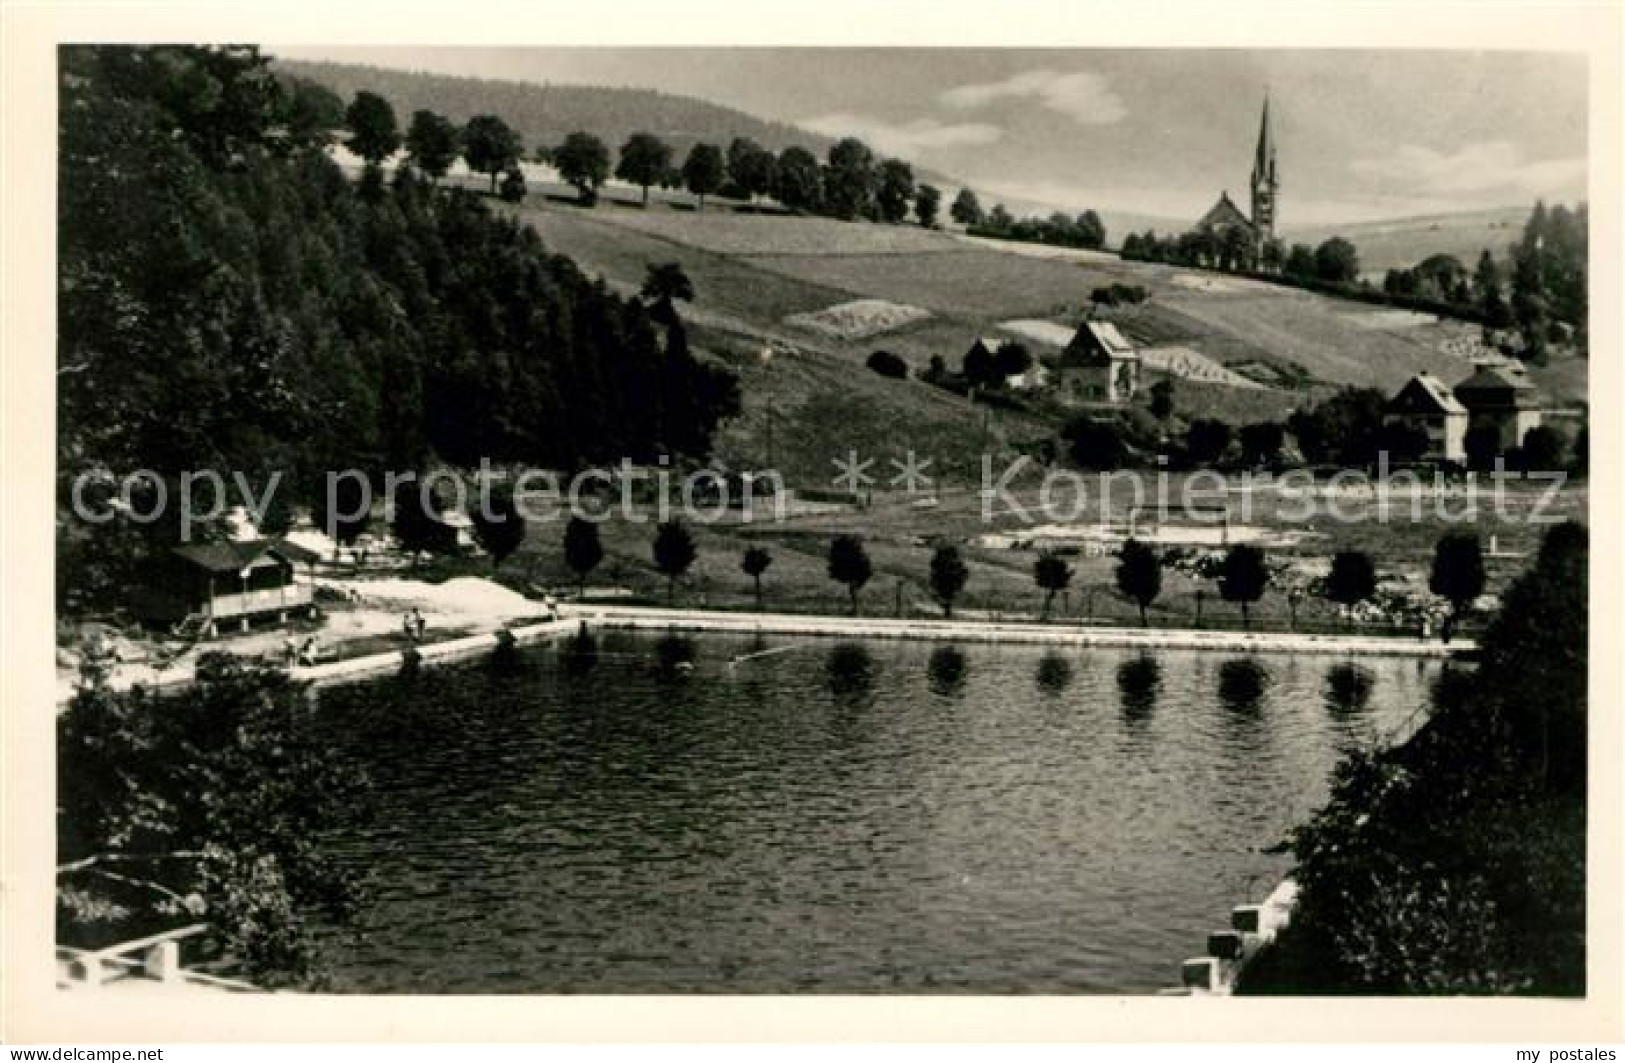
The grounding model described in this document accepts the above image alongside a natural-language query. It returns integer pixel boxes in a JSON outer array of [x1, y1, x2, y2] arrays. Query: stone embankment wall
[[1172, 879, 1299, 995]]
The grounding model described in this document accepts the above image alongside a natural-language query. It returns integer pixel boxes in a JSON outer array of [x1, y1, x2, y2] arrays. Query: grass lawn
[[491, 472, 1582, 637]]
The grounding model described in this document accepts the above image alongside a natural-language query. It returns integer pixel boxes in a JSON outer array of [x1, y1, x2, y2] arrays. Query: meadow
[[485, 473, 1585, 636], [516, 191, 1584, 402]]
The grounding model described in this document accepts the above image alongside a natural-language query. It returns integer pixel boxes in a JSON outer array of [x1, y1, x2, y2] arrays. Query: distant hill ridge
[[276, 58, 842, 160]]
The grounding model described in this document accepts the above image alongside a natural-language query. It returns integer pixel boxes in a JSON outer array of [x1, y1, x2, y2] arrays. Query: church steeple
[[1249, 92, 1279, 242]]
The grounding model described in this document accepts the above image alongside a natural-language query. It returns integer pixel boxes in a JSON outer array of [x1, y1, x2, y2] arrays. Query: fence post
[[143, 940, 182, 984]]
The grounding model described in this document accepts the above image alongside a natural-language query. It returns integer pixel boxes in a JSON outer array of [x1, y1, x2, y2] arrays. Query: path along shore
[[58, 603, 1472, 707], [579, 605, 1472, 659]]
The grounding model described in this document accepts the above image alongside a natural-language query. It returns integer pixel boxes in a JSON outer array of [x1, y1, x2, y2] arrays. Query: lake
[[312, 632, 1443, 993]]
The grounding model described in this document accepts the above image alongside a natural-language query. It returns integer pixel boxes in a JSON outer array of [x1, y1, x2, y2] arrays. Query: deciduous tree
[[616, 132, 672, 207], [405, 109, 460, 182], [875, 159, 915, 224], [928, 543, 969, 618], [950, 188, 984, 227], [914, 183, 942, 228], [653, 519, 697, 602], [828, 534, 873, 615], [742, 546, 772, 611], [563, 517, 603, 598], [1115, 538, 1162, 625], [773, 146, 822, 213], [823, 137, 876, 221], [463, 114, 523, 195], [1034, 551, 1073, 620], [345, 90, 399, 165], [471, 484, 527, 567], [553, 130, 609, 204], [1430, 533, 1485, 642], [1218, 543, 1269, 629], [1324, 549, 1377, 625]]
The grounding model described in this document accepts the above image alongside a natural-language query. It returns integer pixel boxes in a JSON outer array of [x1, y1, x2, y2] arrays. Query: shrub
[[865, 350, 908, 379]]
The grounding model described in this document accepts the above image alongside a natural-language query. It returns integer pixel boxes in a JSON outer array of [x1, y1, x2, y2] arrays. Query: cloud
[[1352, 141, 1586, 199], [801, 113, 1002, 156], [940, 69, 1126, 125]]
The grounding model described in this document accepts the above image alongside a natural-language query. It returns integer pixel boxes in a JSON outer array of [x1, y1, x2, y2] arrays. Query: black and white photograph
[[3, 0, 1621, 1047]]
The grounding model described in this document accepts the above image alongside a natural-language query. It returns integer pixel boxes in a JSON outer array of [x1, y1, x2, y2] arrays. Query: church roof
[[1196, 192, 1254, 233], [1060, 321, 1137, 367]]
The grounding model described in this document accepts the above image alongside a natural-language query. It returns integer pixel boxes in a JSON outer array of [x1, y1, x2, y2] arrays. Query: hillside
[[1282, 206, 1532, 279], [502, 186, 1586, 404], [278, 58, 840, 164]]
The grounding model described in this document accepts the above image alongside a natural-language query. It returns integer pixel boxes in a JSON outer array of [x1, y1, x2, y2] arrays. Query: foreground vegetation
[[1241, 520, 1587, 994], [58, 655, 369, 987]]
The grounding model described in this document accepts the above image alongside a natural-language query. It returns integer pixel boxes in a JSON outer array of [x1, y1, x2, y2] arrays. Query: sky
[[278, 47, 1589, 227]]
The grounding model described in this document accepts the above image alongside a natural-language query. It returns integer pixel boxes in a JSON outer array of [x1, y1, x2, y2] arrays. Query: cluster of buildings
[[963, 321, 1141, 405], [1384, 362, 1547, 464]]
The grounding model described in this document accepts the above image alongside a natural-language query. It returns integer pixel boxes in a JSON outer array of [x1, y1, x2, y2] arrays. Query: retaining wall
[[580, 606, 1470, 660], [1172, 878, 1300, 996]]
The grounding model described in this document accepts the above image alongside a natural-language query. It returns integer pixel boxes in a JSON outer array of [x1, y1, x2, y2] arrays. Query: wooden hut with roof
[[166, 537, 319, 636]]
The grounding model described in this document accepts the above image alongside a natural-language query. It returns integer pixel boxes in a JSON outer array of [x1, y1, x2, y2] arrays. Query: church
[[1193, 96, 1279, 254]]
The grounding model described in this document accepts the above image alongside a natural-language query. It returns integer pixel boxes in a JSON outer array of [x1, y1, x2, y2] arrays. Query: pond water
[[312, 632, 1443, 993]]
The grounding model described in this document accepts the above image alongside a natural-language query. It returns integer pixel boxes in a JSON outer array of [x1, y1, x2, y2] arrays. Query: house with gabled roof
[[1453, 362, 1545, 453], [1057, 320, 1140, 406], [1385, 372, 1468, 463]]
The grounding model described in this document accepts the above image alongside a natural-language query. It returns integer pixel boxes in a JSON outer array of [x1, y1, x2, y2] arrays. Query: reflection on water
[[653, 634, 697, 678], [1035, 652, 1074, 695], [826, 641, 877, 709], [312, 634, 1439, 994], [1218, 658, 1270, 715], [1117, 654, 1161, 724], [928, 645, 969, 698], [562, 631, 598, 675], [1324, 662, 1374, 717]]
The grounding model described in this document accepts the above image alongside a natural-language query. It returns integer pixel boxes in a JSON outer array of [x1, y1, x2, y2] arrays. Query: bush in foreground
[[1242, 521, 1587, 995]]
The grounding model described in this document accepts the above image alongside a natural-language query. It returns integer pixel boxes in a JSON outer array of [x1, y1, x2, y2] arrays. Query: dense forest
[[58, 46, 739, 606]]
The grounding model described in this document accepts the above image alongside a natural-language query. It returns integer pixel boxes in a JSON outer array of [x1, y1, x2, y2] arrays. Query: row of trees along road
[[344, 88, 952, 225], [457, 505, 1489, 636]]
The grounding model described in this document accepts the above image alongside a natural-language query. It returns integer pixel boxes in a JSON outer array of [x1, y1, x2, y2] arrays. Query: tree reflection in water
[[653, 634, 697, 679], [826, 642, 877, 709], [928, 645, 968, 698], [1035, 652, 1074, 696], [1117, 653, 1161, 724], [562, 631, 599, 676], [1324, 661, 1374, 717], [1217, 657, 1270, 715]]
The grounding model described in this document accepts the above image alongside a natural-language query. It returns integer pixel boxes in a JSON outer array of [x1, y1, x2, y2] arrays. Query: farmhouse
[[1453, 362, 1545, 452], [1057, 321, 1140, 406], [1384, 372, 1468, 464]]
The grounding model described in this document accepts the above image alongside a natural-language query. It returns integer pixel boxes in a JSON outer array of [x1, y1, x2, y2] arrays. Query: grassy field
[[511, 192, 1584, 405], [479, 473, 1584, 636]]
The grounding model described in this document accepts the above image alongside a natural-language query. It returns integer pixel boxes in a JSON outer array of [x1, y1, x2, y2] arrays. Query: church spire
[[1249, 91, 1278, 242], [1252, 91, 1277, 186]]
